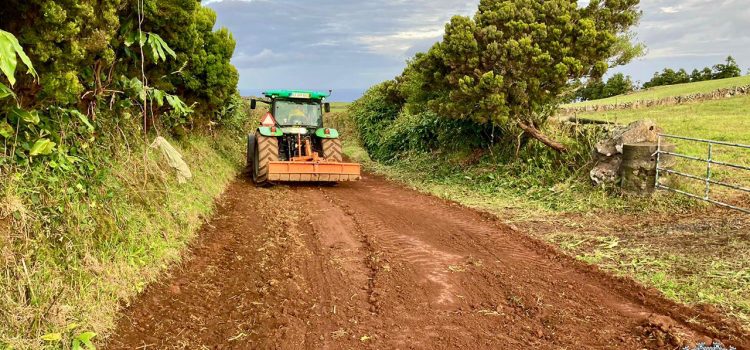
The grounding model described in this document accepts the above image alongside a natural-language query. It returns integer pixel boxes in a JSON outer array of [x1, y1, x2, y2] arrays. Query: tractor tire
[[253, 132, 278, 185], [322, 138, 343, 163], [244, 134, 256, 176]]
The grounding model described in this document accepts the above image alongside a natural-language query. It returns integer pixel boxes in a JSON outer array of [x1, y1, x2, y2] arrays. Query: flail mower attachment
[[246, 90, 361, 185]]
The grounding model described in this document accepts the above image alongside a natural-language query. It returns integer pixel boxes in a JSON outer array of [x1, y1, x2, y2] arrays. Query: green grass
[[580, 95, 750, 194], [0, 131, 245, 349], [329, 102, 350, 113], [563, 75, 750, 108]]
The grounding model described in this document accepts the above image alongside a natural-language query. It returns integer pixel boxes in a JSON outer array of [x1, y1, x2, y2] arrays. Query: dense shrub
[[352, 0, 642, 160], [350, 82, 493, 163], [349, 82, 403, 162]]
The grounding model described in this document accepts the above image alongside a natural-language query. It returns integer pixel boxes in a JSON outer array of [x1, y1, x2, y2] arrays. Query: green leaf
[[10, 106, 40, 125], [0, 81, 15, 100], [41, 332, 62, 342], [0, 120, 13, 138], [145, 33, 176, 63], [151, 89, 165, 107], [29, 139, 56, 156], [74, 331, 97, 349], [0, 30, 37, 86], [69, 109, 95, 133], [138, 31, 147, 47], [0, 32, 19, 85]]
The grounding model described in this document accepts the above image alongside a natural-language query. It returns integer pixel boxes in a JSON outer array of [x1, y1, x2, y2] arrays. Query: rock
[[590, 120, 661, 186], [595, 120, 661, 157], [590, 155, 622, 185]]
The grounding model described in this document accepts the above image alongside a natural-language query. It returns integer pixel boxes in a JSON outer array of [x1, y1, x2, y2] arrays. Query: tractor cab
[[246, 90, 360, 184]]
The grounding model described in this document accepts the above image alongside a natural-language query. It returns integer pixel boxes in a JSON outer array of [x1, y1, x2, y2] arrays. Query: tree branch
[[517, 121, 567, 153]]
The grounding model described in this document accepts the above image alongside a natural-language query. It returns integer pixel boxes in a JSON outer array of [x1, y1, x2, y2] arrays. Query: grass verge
[[1, 130, 246, 348]]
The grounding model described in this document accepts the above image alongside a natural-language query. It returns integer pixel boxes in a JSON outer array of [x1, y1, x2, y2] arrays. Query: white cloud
[[357, 28, 445, 56], [232, 49, 288, 67]]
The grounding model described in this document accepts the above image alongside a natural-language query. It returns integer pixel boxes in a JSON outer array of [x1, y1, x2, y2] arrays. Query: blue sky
[[205, 0, 750, 102]]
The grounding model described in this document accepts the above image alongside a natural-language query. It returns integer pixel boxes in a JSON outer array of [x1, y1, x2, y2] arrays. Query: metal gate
[[654, 134, 750, 214]]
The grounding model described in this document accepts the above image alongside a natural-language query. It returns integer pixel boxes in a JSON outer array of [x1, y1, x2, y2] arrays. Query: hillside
[[563, 75, 750, 108]]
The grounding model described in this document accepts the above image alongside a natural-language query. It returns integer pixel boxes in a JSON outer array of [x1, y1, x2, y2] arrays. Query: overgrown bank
[[1, 124, 249, 348], [0, 1, 251, 347]]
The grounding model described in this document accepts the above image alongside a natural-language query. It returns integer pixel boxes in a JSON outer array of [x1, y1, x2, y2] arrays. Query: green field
[[563, 75, 750, 108], [329, 102, 350, 113], [580, 94, 750, 195]]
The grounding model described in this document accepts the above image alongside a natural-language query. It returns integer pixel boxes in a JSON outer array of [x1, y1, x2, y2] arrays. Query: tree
[[132, 0, 239, 118], [0, 0, 124, 107], [603, 73, 635, 98], [400, 0, 642, 152], [0, 0, 239, 128], [575, 73, 634, 101], [577, 80, 606, 101], [690, 67, 713, 82], [644, 67, 690, 88], [712, 56, 741, 80]]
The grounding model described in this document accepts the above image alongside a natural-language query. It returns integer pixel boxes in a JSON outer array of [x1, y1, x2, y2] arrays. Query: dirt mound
[[105, 175, 750, 349]]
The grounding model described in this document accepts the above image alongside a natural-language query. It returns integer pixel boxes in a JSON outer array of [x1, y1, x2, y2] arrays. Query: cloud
[[612, 0, 750, 82], [357, 28, 445, 56], [659, 6, 681, 13], [232, 49, 288, 68], [207, 0, 478, 95], [207, 0, 750, 99]]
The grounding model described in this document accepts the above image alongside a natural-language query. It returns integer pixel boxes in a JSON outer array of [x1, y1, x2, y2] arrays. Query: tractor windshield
[[274, 100, 322, 127]]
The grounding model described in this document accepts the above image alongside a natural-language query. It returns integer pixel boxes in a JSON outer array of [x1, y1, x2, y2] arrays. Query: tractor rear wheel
[[253, 132, 278, 185], [322, 138, 342, 163], [244, 134, 256, 176]]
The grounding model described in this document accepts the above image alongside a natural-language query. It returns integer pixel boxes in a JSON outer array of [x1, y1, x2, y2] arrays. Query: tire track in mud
[[105, 175, 750, 350], [326, 189, 463, 307]]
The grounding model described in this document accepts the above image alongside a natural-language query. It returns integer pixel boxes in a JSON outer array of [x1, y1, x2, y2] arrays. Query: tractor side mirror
[[324, 102, 331, 113], [250, 99, 257, 110]]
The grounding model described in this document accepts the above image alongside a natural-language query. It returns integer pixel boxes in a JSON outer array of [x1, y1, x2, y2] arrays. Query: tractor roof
[[262, 90, 330, 100]]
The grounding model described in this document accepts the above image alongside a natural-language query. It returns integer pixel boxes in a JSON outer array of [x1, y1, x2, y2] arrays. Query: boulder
[[594, 120, 660, 157]]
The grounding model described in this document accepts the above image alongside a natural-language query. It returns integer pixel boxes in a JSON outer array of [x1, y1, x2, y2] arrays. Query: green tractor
[[246, 90, 361, 185]]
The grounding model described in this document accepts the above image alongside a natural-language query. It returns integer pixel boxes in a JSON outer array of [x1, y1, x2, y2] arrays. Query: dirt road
[[106, 174, 749, 349]]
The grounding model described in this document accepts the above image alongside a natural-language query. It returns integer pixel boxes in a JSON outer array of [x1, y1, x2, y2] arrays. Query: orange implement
[[268, 161, 361, 182]]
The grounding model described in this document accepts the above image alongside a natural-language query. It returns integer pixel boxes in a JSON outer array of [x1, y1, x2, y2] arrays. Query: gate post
[[620, 142, 675, 194]]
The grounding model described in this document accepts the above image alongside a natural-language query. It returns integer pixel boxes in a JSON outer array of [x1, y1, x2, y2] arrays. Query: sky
[[205, 0, 750, 102]]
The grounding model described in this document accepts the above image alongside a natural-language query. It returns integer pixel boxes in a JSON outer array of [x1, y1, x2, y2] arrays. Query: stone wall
[[560, 84, 750, 115]]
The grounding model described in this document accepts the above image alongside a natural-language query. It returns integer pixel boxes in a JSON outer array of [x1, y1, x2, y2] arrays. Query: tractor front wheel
[[253, 132, 278, 185], [322, 138, 342, 163]]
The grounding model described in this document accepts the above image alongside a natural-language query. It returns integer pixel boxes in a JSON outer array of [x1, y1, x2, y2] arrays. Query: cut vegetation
[[339, 62, 750, 332]]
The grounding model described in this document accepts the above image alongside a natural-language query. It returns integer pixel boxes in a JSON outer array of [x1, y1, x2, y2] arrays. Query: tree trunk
[[517, 121, 567, 153]]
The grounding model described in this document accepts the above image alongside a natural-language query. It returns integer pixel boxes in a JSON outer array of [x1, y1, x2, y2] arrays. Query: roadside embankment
[[1, 129, 246, 348]]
